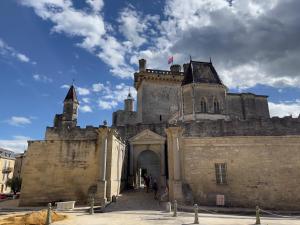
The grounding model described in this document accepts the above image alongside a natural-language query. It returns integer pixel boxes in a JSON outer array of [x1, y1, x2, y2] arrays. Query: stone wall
[[112, 110, 137, 127], [181, 136, 300, 210], [226, 93, 269, 120], [138, 79, 181, 124], [19, 127, 125, 206], [19, 139, 99, 206], [45, 126, 98, 140], [183, 117, 300, 137]]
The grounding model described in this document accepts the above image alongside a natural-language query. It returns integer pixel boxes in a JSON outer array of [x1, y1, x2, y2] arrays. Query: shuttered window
[[215, 163, 227, 185]]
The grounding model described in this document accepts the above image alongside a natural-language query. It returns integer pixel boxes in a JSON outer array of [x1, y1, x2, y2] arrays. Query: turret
[[124, 91, 134, 112], [62, 85, 79, 127], [180, 60, 228, 121]]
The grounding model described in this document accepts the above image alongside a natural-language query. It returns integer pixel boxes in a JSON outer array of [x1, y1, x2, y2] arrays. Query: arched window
[[200, 98, 207, 113], [214, 100, 220, 113]]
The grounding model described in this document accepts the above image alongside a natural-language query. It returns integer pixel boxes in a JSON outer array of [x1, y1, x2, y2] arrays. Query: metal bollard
[[45, 203, 52, 225], [173, 200, 177, 217], [255, 206, 261, 224], [194, 204, 199, 224], [166, 202, 172, 213], [89, 197, 94, 215]]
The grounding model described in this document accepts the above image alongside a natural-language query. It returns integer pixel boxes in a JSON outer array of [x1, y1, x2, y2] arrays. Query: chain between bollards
[[256, 206, 261, 224], [89, 196, 94, 215], [46, 203, 52, 225], [194, 204, 199, 224], [173, 200, 177, 217]]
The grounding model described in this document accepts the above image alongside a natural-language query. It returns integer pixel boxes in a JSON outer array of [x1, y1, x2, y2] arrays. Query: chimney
[[139, 59, 146, 72]]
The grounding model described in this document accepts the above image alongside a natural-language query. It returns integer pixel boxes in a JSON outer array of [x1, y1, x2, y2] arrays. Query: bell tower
[[62, 85, 79, 127], [124, 90, 134, 112]]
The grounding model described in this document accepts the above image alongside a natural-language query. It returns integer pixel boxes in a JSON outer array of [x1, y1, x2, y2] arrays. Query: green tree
[[6, 177, 22, 194]]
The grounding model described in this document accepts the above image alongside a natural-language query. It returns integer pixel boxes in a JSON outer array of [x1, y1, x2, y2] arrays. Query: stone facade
[[173, 134, 300, 210], [13, 152, 26, 180], [20, 58, 300, 210]]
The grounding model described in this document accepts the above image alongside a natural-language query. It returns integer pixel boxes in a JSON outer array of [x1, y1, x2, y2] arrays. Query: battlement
[[45, 125, 99, 140], [134, 70, 183, 90], [182, 116, 300, 137]]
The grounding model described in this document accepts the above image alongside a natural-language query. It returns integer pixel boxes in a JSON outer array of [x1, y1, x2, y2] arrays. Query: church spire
[[64, 85, 79, 103]]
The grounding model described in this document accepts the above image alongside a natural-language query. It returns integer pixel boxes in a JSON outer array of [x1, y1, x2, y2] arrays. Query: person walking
[[152, 179, 158, 199], [145, 175, 150, 193]]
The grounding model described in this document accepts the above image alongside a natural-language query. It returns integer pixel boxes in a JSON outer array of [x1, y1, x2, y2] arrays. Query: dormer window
[[214, 100, 220, 113], [200, 98, 207, 113]]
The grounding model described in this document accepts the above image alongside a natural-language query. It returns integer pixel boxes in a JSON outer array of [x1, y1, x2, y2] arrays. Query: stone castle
[[20, 59, 300, 210]]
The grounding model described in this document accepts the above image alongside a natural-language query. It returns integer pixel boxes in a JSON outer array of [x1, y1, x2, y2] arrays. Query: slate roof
[[182, 61, 223, 86], [64, 85, 79, 103]]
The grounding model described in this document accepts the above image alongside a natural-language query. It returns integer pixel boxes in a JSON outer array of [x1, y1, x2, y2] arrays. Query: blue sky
[[1, 0, 300, 153]]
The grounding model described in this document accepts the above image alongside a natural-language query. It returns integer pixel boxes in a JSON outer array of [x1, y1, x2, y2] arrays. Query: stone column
[[129, 143, 135, 188], [160, 143, 166, 187], [192, 84, 196, 120], [95, 127, 109, 206], [165, 126, 184, 202]]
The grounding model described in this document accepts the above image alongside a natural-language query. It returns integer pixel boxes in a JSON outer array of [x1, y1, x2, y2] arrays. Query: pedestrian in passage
[[152, 179, 158, 199]]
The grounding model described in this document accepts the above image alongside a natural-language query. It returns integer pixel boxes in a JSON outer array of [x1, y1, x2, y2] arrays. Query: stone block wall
[[181, 136, 300, 210], [19, 139, 99, 206], [138, 80, 181, 124], [19, 127, 125, 206]]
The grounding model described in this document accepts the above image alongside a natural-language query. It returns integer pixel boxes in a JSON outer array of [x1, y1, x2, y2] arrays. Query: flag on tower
[[168, 56, 173, 64]]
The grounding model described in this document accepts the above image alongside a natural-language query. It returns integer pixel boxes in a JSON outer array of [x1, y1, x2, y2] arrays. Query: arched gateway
[[128, 129, 167, 188]]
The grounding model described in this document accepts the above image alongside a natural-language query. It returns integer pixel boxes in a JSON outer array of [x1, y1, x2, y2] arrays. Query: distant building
[[0, 148, 15, 193], [13, 152, 26, 180]]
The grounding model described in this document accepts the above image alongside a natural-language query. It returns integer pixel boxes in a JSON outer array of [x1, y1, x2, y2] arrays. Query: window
[[200, 98, 207, 113], [214, 100, 220, 113], [215, 163, 227, 185]]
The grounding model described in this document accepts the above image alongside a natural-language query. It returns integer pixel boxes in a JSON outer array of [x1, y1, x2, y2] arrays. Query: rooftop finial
[[190, 55, 192, 61], [210, 57, 212, 63], [72, 78, 75, 86], [128, 87, 132, 98]]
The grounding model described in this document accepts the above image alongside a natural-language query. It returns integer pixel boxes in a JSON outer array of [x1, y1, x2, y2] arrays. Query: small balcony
[[2, 167, 13, 174]]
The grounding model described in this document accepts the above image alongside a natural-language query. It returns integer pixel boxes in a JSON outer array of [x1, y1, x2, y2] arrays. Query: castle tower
[[124, 91, 134, 112], [180, 60, 228, 121], [61, 85, 79, 127]]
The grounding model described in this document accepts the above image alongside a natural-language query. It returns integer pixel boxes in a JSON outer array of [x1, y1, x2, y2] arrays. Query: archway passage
[[136, 150, 160, 188]]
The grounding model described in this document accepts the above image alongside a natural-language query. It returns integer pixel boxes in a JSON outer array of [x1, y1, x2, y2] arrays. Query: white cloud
[[118, 6, 148, 47], [61, 84, 70, 89], [92, 83, 105, 92], [13, 135, 31, 140], [86, 0, 104, 13], [33, 74, 53, 83], [98, 100, 118, 110], [82, 97, 90, 103], [16, 53, 30, 62], [7, 116, 32, 127], [269, 101, 300, 118], [77, 87, 90, 96], [79, 105, 93, 112], [21, 0, 133, 78], [0, 38, 31, 63], [21, 0, 300, 89], [0, 136, 29, 153], [94, 82, 137, 110]]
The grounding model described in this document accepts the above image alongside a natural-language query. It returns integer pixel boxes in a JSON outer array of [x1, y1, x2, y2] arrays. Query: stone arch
[[137, 150, 160, 184]]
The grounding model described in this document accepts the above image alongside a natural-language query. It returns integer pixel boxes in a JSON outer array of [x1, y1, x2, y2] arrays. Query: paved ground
[[53, 189, 300, 225], [1, 190, 300, 225]]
